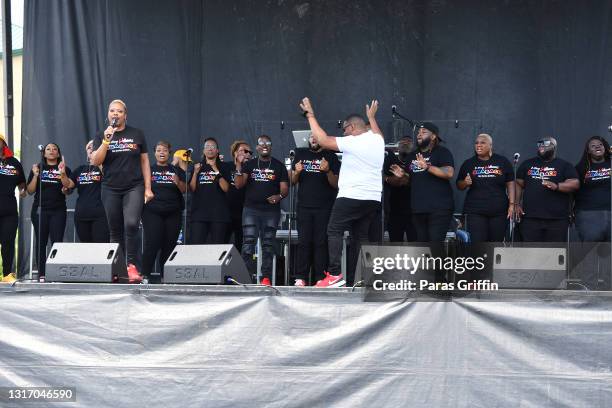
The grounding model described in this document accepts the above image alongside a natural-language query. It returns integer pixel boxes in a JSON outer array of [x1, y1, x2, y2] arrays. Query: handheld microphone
[[37, 144, 45, 151], [337, 120, 342, 129], [289, 149, 296, 159], [513, 153, 520, 163], [392, 105, 397, 116], [111, 118, 118, 128]]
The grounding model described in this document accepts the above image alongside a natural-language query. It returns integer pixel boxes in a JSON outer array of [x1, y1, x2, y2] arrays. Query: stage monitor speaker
[[163, 245, 251, 284], [355, 245, 435, 284], [492, 247, 567, 289], [45, 243, 127, 283]]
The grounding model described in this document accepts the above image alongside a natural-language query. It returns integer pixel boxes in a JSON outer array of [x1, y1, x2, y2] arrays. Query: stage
[[2, 282, 612, 407]]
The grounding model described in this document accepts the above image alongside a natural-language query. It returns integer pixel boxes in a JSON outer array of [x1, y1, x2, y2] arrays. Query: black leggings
[[411, 211, 452, 242], [296, 206, 332, 282], [31, 208, 67, 277], [142, 209, 182, 278], [465, 213, 507, 242], [75, 216, 109, 243], [0, 214, 18, 274], [190, 221, 228, 244], [101, 184, 144, 269]]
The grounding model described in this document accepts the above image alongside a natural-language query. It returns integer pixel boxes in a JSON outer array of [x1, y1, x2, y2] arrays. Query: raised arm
[[365, 100, 383, 138], [300, 97, 338, 152]]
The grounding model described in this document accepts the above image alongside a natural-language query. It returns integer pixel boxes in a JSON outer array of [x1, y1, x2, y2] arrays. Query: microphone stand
[[287, 153, 295, 284], [391, 107, 417, 129], [36, 148, 44, 280], [182, 150, 192, 245], [510, 157, 519, 246]]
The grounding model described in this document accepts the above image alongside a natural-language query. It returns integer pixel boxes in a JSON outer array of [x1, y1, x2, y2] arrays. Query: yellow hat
[[174, 149, 193, 162]]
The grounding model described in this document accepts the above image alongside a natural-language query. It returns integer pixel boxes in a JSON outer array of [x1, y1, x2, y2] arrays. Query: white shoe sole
[[328, 279, 346, 288]]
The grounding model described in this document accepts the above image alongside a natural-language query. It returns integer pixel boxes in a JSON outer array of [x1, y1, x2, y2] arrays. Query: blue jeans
[[241, 207, 280, 279], [575, 210, 611, 242]]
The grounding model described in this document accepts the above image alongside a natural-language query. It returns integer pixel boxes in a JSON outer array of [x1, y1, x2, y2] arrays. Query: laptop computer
[[292, 130, 311, 148]]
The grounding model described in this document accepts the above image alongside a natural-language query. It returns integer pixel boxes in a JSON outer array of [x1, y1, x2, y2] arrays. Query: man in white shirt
[[300, 97, 385, 287]]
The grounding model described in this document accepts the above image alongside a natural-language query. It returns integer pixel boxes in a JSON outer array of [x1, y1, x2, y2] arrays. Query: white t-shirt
[[335, 130, 385, 201]]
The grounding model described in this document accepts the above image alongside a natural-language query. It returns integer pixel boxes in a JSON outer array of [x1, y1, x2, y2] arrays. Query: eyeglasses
[[204, 144, 218, 149], [258, 141, 272, 146], [240, 149, 253, 155], [537, 140, 553, 147]]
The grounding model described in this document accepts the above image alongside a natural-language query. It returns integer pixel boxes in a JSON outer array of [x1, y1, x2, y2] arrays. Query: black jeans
[[75, 216, 109, 243], [241, 207, 279, 280], [191, 221, 229, 244], [575, 210, 611, 242], [411, 211, 452, 242], [327, 198, 379, 284], [296, 205, 332, 282], [388, 212, 417, 242], [520, 217, 568, 243], [142, 208, 182, 279], [101, 184, 144, 270], [31, 208, 66, 277], [0, 214, 18, 274], [465, 213, 507, 242]]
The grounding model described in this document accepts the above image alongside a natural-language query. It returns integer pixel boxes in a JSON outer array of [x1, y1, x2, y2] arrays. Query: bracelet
[[279, 193, 285, 199], [102, 139, 110, 145]]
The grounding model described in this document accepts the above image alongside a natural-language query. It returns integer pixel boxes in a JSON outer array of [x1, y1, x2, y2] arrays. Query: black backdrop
[[18, 0, 612, 274]]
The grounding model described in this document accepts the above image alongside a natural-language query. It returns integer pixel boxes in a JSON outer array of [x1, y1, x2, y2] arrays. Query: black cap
[[419, 122, 442, 141]]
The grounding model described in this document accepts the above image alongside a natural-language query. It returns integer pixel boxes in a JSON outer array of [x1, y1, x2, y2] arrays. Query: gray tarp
[[1, 284, 612, 407]]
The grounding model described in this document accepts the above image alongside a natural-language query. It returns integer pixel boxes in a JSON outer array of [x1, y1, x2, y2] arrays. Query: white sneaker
[[294, 279, 306, 287]]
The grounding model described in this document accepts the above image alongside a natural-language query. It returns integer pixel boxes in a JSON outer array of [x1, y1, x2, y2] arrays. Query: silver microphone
[[111, 118, 118, 128], [513, 152, 520, 163], [37, 144, 45, 151]]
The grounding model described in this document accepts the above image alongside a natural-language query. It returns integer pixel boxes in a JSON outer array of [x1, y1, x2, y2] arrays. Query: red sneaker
[[127, 264, 143, 284], [260, 277, 272, 286], [315, 271, 345, 288]]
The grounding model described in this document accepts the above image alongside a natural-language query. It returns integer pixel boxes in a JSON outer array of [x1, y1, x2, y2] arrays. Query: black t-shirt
[[517, 157, 578, 219], [242, 157, 289, 212], [0, 157, 26, 216], [457, 154, 514, 216], [574, 161, 611, 211], [384, 152, 411, 215], [92, 126, 148, 189], [406, 145, 455, 213], [27, 164, 71, 211], [226, 162, 246, 218], [190, 161, 232, 222], [293, 148, 340, 208], [146, 164, 185, 214], [70, 165, 105, 220]]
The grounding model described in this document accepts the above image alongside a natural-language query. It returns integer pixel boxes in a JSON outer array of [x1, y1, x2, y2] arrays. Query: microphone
[[289, 149, 295, 160], [513, 153, 520, 163], [111, 118, 118, 128], [37, 144, 45, 151], [607, 124, 612, 132], [186, 148, 194, 155], [392, 105, 397, 116], [337, 120, 342, 129]]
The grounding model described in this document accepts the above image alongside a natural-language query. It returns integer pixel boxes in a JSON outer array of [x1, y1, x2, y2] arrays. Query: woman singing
[[142, 141, 186, 283], [225, 140, 252, 250], [574, 135, 611, 242], [65, 141, 109, 243], [189, 137, 231, 244], [456, 133, 515, 242], [0, 134, 26, 282], [26, 143, 72, 281], [91, 99, 153, 282]]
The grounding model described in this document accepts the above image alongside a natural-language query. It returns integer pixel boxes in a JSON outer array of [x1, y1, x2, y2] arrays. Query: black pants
[[388, 212, 417, 242], [465, 213, 507, 243], [101, 184, 144, 270], [296, 206, 332, 282], [191, 221, 229, 244], [0, 213, 18, 274], [520, 217, 568, 243], [242, 207, 279, 280], [411, 211, 452, 242], [75, 216, 109, 243], [226, 215, 244, 252], [142, 208, 182, 279], [327, 198, 379, 285], [31, 208, 66, 277]]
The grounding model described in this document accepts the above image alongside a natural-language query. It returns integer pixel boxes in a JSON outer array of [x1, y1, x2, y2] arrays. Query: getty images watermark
[[370, 253, 498, 291]]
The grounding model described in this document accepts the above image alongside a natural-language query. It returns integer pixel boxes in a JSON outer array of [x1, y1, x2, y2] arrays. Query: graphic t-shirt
[[92, 126, 147, 189], [0, 157, 26, 216], [70, 165, 105, 220], [406, 145, 455, 213], [383, 152, 411, 216], [517, 157, 578, 219], [457, 154, 514, 216], [242, 157, 289, 211], [335, 131, 385, 202], [146, 164, 185, 214], [226, 162, 246, 219], [293, 148, 340, 208], [27, 164, 71, 211], [574, 161, 611, 211], [190, 161, 232, 222]]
